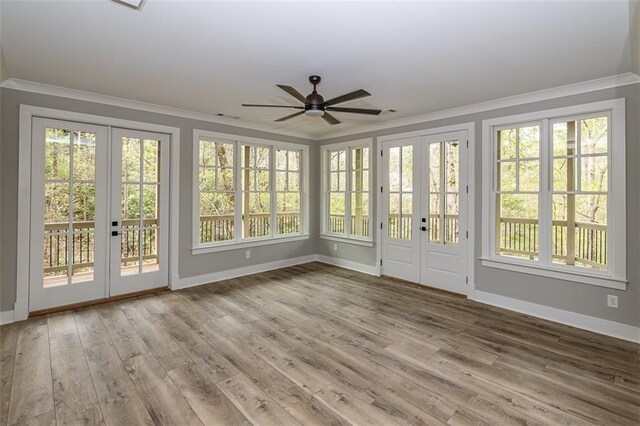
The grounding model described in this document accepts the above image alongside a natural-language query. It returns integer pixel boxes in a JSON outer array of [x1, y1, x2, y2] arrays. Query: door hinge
[[381, 149, 383, 156], [466, 276, 469, 284], [466, 231, 469, 239], [466, 139, 469, 148], [380, 186, 383, 193], [466, 185, 469, 194], [380, 259, 383, 266], [380, 222, 383, 230]]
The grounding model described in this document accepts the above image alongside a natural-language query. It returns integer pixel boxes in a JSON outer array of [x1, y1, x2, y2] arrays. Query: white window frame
[[192, 130, 309, 254], [320, 138, 374, 246], [481, 99, 626, 290]]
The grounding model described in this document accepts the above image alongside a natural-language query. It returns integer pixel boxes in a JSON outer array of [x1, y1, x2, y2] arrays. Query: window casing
[[321, 139, 373, 243], [193, 130, 308, 253], [482, 100, 626, 289]]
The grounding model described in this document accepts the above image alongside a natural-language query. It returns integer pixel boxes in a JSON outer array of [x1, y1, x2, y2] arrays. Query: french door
[[29, 118, 169, 311], [381, 130, 468, 294]]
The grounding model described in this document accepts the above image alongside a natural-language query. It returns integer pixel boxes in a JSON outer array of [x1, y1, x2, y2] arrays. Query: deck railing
[[44, 214, 607, 274], [199, 212, 301, 243]]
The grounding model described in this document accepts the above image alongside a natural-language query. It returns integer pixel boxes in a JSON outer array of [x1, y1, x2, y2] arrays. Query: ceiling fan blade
[[323, 89, 371, 107], [242, 104, 303, 109], [276, 85, 307, 103], [326, 106, 382, 115], [322, 112, 340, 125], [275, 111, 305, 122]]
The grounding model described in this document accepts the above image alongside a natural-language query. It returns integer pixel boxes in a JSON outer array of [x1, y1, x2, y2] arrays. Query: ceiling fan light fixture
[[304, 109, 325, 117]]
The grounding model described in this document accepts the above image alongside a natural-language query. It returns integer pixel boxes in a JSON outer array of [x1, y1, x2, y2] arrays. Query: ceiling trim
[[0, 78, 313, 140], [2, 73, 638, 142], [317, 72, 640, 141]]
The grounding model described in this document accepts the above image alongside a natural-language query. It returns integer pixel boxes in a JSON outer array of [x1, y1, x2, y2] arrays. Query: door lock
[[111, 231, 121, 236], [420, 226, 427, 232]]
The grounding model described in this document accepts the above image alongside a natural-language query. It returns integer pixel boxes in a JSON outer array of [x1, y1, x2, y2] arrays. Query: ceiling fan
[[242, 75, 382, 125]]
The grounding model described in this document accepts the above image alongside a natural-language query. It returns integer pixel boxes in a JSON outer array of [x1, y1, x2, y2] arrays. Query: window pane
[[143, 139, 159, 183], [73, 183, 96, 222], [400, 193, 412, 240], [401, 146, 413, 191], [45, 182, 70, 223], [73, 132, 96, 181], [142, 228, 160, 273], [389, 147, 400, 192], [580, 156, 608, 192], [429, 193, 440, 243], [243, 193, 270, 238], [45, 128, 71, 180], [200, 192, 234, 243], [276, 150, 287, 170], [143, 185, 157, 220], [122, 137, 141, 182], [219, 168, 234, 191], [498, 162, 516, 191], [445, 193, 459, 245], [388, 193, 400, 239], [329, 192, 345, 216], [43, 232, 68, 288], [351, 192, 369, 237], [338, 171, 346, 191], [552, 122, 574, 156], [429, 143, 441, 192], [199, 140, 215, 166], [121, 228, 140, 276], [288, 151, 300, 171], [497, 194, 538, 260], [277, 192, 300, 235], [498, 128, 516, 160], [199, 167, 215, 192], [445, 141, 459, 192], [330, 172, 339, 191], [518, 160, 539, 192], [518, 126, 540, 158], [257, 170, 270, 191], [580, 116, 608, 155], [553, 157, 577, 192], [216, 143, 234, 167], [121, 184, 140, 220], [71, 231, 94, 283], [552, 194, 607, 270], [276, 171, 287, 191], [288, 172, 299, 191]]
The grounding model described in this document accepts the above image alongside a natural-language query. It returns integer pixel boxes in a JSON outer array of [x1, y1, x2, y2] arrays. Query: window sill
[[192, 234, 310, 255], [480, 257, 627, 290], [319, 234, 374, 247]]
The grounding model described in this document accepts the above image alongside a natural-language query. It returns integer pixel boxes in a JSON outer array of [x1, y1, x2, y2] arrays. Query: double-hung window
[[482, 100, 626, 289], [321, 139, 373, 244], [193, 130, 308, 253]]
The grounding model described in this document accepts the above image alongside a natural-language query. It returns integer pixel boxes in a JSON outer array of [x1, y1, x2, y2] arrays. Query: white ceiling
[[0, 0, 633, 139]]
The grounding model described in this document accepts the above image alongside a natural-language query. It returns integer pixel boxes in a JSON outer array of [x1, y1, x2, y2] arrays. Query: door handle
[[111, 231, 121, 236], [421, 226, 427, 232]]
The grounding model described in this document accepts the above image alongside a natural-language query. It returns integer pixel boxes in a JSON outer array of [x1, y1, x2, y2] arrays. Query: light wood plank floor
[[1, 262, 639, 425]]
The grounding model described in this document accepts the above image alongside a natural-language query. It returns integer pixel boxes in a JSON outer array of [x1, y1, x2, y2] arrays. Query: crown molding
[[3, 73, 638, 142], [0, 78, 313, 140], [317, 72, 640, 141]]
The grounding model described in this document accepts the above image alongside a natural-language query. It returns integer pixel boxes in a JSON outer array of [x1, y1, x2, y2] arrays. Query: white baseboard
[[472, 290, 640, 343], [177, 255, 318, 290], [315, 255, 380, 276], [0, 310, 14, 325]]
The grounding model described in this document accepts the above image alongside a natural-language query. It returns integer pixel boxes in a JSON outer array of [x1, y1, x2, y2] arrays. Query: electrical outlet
[[607, 294, 618, 308], [245, 250, 251, 259], [333, 243, 338, 251]]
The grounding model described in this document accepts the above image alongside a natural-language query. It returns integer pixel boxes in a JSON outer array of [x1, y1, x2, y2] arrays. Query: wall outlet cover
[[245, 250, 251, 259], [607, 294, 618, 308]]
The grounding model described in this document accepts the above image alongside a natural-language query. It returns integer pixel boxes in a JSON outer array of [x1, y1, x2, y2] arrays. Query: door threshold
[[381, 275, 467, 299], [29, 286, 168, 317]]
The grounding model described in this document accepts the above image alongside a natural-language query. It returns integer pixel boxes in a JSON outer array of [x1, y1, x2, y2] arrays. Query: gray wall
[[0, 88, 318, 312], [1, 84, 638, 329], [318, 84, 640, 327]]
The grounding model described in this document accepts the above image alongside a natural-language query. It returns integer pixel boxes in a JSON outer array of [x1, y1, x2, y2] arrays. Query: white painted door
[[30, 118, 109, 311], [420, 131, 468, 294], [381, 131, 468, 294], [381, 138, 421, 282], [29, 121, 170, 311], [109, 129, 170, 296]]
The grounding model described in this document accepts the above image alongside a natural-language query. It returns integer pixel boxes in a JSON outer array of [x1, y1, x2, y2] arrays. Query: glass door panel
[[30, 119, 108, 311], [110, 129, 169, 296]]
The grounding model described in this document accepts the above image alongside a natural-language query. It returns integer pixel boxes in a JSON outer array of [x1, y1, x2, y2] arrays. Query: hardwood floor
[[1, 262, 638, 425]]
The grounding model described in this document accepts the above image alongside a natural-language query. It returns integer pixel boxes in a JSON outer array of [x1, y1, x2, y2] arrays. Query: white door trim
[[16, 105, 180, 320], [376, 122, 475, 297]]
